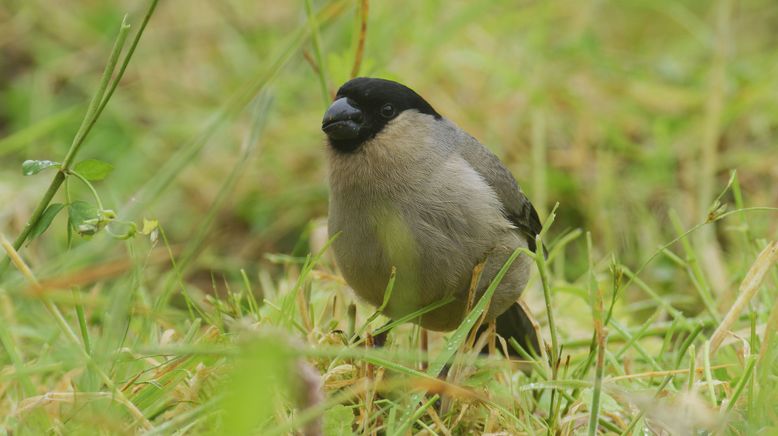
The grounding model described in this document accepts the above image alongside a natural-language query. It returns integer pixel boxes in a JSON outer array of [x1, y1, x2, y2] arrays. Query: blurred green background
[[2, 0, 778, 433], [1, 0, 777, 312]]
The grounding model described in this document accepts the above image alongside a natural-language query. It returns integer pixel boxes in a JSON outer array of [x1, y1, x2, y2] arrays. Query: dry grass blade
[[608, 364, 734, 382], [17, 247, 177, 296], [587, 232, 607, 436], [351, 0, 370, 78], [707, 241, 778, 357], [15, 392, 132, 421]]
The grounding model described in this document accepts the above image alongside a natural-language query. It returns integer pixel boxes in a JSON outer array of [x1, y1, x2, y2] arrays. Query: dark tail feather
[[477, 301, 541, 357]]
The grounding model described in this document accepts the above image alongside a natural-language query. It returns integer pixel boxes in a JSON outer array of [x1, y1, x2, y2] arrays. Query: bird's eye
[[380, 103, 396, 119]]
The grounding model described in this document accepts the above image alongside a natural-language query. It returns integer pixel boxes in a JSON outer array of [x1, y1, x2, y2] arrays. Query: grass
[[1, 0, 778, 434]]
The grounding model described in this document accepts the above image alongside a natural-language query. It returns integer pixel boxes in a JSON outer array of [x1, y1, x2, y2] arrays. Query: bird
[[321, 77, 542, 355]]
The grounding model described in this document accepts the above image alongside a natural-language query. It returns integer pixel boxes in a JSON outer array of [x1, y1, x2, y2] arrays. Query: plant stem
[[0, 2, 158, 277], [96, 0, 160, 118], [304, 0, 330, 106], [73, 288, 92, 354], [69, 170, 105, 210], [351, 0, 369, 78], [726, 355, 756, 413], [7, 171, 66, 254], [61, 18, 131, 170], [587, 232, 607, 436]]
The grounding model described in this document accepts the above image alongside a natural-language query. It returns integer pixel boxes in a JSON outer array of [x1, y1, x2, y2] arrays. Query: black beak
[[322, 98, 363, 140]]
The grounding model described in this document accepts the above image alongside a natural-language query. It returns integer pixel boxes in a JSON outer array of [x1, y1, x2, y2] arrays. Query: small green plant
[[0, 0, 159, 277], [21, 157, 137, 242]]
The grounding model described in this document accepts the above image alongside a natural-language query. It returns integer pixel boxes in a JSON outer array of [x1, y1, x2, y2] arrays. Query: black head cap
[[321, 77, 441, 153]]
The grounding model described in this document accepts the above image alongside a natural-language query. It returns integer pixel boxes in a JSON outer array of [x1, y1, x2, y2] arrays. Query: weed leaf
[[74, 159, 113, 181], [68, 201, 100, 237], [22, 159, 60, 175], [27, 203, 65, 243]]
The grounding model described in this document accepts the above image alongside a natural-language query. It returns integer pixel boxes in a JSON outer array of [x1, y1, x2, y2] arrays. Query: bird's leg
[[347, 302, 357, 340], [371, 320, 393, 347], [420, 328, 429, 371]]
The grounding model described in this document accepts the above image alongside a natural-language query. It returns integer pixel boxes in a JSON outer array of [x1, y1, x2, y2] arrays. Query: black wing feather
[[508, 199, 542, 253]]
